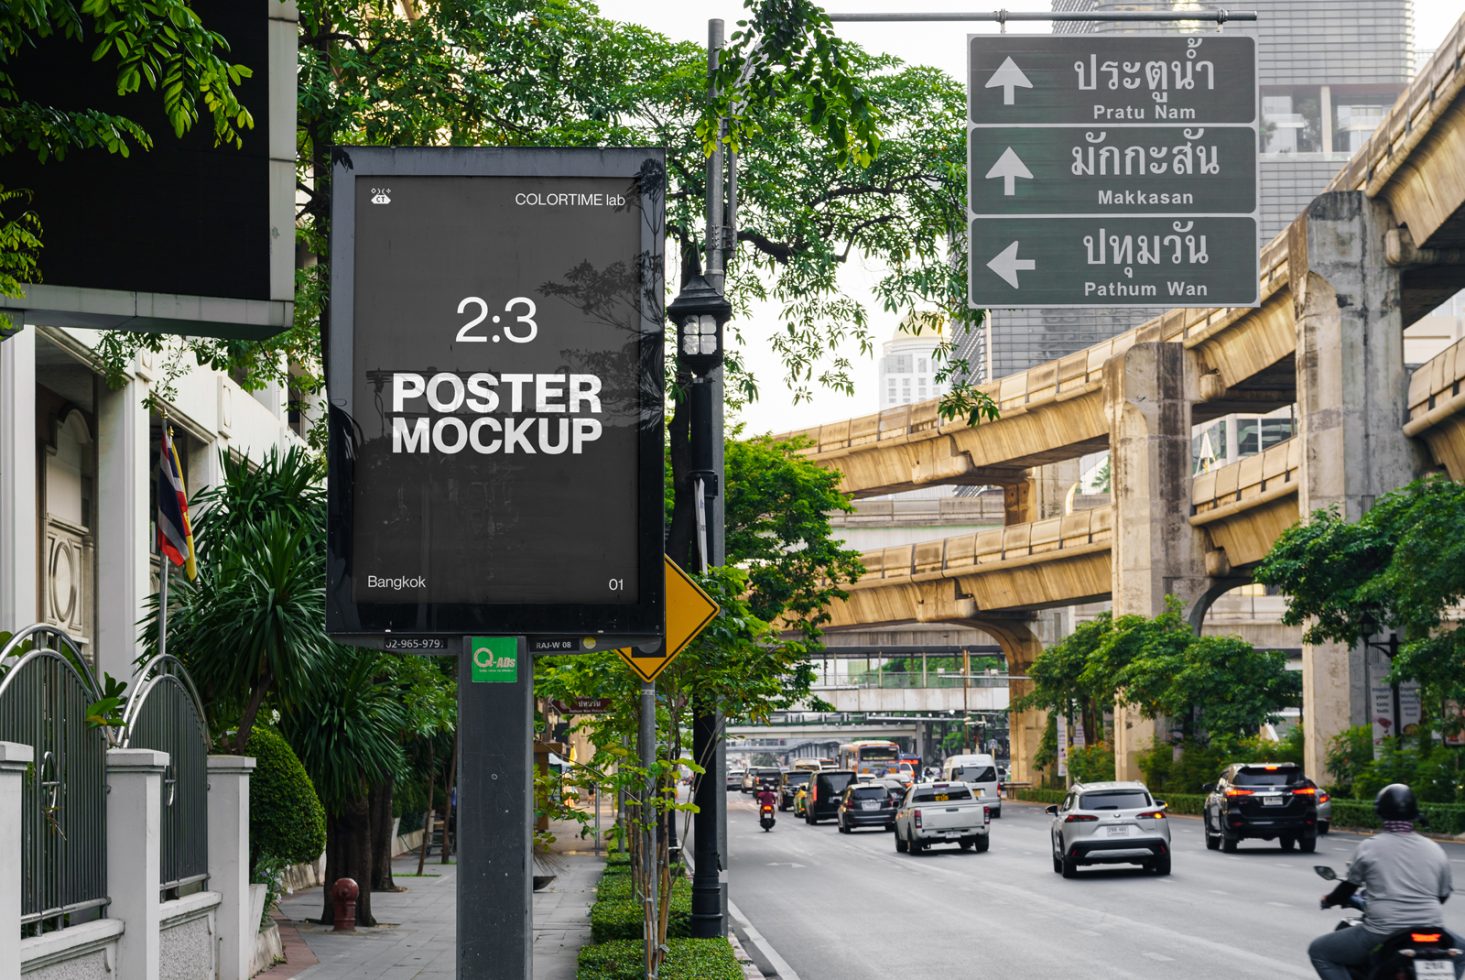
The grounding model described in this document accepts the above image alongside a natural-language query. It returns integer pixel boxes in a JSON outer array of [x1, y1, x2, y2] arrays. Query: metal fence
[[123, 655, 210, 898], [0, 626, 109, 934]]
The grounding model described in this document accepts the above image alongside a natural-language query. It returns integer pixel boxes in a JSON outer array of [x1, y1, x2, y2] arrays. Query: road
[[722, 795, 1465, 979]]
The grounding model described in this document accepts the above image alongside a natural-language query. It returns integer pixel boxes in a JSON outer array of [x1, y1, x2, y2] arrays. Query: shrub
[[577, 938, 742, 980], [589, 877, 694, 944], [246, 726, 326, 868], [1067, 742, 1115, 783]]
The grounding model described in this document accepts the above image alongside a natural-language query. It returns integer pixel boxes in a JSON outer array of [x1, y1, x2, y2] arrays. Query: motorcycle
[[1314, 865, 1461, 979], [759, 803, 776, 832]]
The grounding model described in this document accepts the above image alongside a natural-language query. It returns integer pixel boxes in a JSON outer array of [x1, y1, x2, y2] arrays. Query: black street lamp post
[[669, 272, 733, 940]]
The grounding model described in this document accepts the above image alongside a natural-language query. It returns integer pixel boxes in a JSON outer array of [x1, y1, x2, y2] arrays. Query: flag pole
[[157, 423, 169, 661]]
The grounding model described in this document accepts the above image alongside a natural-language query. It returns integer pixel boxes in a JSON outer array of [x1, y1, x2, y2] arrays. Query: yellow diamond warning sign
[[618, 556, 719, 683]]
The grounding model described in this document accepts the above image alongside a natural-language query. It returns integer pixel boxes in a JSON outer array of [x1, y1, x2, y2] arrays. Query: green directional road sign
[[969, 126, 1257, 216], [971, 216, 1259, 309], [968, 35, 1258, 310]]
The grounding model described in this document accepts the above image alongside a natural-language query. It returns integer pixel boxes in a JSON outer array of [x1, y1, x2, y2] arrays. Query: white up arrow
[[984, 147, 1033, 197], [987, 241, 1036, 289], [984, 57, 1032, 106]]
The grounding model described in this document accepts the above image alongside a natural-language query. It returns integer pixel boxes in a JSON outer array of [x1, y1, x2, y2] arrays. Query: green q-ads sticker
[[470, 637, 519, 683]]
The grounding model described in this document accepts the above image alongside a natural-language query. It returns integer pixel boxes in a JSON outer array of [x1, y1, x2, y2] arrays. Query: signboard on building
[[326, 147, 666, 641], [968, 35, 1258, 309], [0, 0, 296, 338]]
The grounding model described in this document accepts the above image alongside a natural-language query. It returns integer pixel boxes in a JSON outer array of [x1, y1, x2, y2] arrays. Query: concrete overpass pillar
[[1104, 342, 1210, 780], [979, 618, 1046, 788], [1294, 191, 1428, 782]]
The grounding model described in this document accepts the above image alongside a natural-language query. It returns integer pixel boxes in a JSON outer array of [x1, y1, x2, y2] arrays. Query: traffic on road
[[720, 744, 1465, 980]]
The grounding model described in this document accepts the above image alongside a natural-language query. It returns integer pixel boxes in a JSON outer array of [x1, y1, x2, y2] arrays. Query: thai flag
[[157, 426, 197, 581]]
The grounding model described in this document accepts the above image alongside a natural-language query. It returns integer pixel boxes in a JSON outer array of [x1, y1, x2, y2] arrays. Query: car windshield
[[1235, 767, 1301, 786], [785, 772, 810, 785], [851, 786, 887, 800], [1079, 789, 1151, 810], [954, 766, 996, 782], [911, 785, 973, 803]]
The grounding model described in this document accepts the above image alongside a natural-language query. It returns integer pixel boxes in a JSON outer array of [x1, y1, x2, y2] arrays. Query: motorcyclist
[[1309, 783, 1460, 980], [755, 784, 778, 813]]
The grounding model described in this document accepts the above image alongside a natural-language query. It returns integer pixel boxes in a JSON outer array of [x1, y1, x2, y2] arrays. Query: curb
[[728, 899, 802, 980]]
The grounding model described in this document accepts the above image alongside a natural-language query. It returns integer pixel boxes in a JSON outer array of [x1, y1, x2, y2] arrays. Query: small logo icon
[[370, 187, 392, 204]]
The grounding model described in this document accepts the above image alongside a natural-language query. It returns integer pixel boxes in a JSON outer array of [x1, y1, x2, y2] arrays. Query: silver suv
[[1047, 780, 1172, 878]]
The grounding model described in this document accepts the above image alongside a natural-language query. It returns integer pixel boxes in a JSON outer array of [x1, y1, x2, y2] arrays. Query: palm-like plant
[[141, 446, 333, 751], [278, 650, 411, 927]]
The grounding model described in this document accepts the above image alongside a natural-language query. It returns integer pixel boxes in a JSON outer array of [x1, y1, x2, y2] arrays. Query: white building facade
[[0, 320, 309, 684]]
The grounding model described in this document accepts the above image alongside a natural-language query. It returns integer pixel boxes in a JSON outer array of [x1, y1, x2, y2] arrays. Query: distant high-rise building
[[957, 0, 1415, 383], [878, 326, 947, 410]]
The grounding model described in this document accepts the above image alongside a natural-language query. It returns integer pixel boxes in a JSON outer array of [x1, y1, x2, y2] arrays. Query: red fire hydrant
[[331, 877, 359, 932]]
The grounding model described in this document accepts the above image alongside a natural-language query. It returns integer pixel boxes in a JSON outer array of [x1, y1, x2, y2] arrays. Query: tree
[[278, 651, 410, 928], [1013, 613, 1112, 743], [723, 433, 864, 638], [0, 0, 255, 331], [1255, 475, 1465, 731], [1018, 599, 1301, 753]]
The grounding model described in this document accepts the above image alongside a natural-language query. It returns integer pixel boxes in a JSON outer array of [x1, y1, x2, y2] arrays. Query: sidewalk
[[266, 818, 607, 980]]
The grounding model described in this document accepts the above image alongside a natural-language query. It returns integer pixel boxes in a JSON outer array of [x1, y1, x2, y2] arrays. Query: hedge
[[1012, 789, 1465, 833], [589, 876, 693, 944], [246, 726, 326, 866], [577, 938, 741, 980]]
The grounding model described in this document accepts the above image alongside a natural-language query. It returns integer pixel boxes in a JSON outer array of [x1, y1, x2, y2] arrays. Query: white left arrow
[[984, 147, 1033, 197], [987, 241, 1036, 289], [984, 57, 1032, 106]]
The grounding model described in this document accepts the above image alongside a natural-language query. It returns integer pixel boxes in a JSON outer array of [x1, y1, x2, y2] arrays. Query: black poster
[[327, 149, 665, 638]]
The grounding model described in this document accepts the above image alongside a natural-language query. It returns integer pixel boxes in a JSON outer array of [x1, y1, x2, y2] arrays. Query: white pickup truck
[[893, 781, 991, 855]]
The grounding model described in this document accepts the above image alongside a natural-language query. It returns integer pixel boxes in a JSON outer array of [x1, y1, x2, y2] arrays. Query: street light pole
[[687, 18, 730, 938]]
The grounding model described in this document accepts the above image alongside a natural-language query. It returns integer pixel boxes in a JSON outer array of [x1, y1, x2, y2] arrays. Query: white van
[[941, 753, 1002, 817]]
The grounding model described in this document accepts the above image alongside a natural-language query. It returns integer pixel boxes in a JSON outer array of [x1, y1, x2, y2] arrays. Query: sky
[[590, 0, 1465, 435]]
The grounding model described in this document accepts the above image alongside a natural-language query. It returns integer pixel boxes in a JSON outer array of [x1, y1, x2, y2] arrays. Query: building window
[[1262, 88, 1322, 154]]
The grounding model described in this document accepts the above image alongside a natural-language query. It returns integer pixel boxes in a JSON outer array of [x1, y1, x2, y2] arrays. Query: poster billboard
[[326, 147, 666, 640]]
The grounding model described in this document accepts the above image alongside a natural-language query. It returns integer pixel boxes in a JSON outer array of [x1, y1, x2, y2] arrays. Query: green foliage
[[1, 0, 255, 325], [1066, 742, 1115, 784], [277, 652, 411, 811], [0, 0, 254, 162], [1138, 739, 1226, 797], [1325, 726, 1376, 798], [0, 186, 40, 334], [250, 853, 294, 930], [141, 447, 334, 751], [723, 434, 863, 639], [577, 938, 742, 980], [1022, 600, 1300, 748], [589, 876, 693, 943], [1139, 731, 1305, 797], [1256, 477, 1465, 725], [245, 727, 326, 867]]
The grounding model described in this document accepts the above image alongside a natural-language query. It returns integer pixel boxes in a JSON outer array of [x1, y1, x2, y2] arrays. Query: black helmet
[[1375, 783, 1419, 821]]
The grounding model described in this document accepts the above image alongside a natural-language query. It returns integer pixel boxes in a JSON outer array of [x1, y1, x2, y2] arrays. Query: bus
[[837, 740, 902, 776]]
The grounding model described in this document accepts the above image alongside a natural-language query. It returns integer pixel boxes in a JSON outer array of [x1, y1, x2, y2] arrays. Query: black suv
[[750, 767, 781, 795], [837, 783, 897, 833], [1203, 763, 1319, 853], [778, 770, 811, 811], [805, 769, 857, 825]]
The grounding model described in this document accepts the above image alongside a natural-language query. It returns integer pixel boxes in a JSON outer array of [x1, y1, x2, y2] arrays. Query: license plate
[[1105, 825, 1130, 836], [1262, 796, 1284, 807], [861, 800, 879, 810], [1415, 961, 1453, 978]]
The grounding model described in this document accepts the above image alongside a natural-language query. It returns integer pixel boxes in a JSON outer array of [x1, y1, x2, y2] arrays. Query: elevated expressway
[[776, 19, 1465, 784]]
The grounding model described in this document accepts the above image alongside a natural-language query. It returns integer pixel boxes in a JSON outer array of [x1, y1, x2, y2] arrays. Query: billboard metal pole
[[457, 637, 533, 980]]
